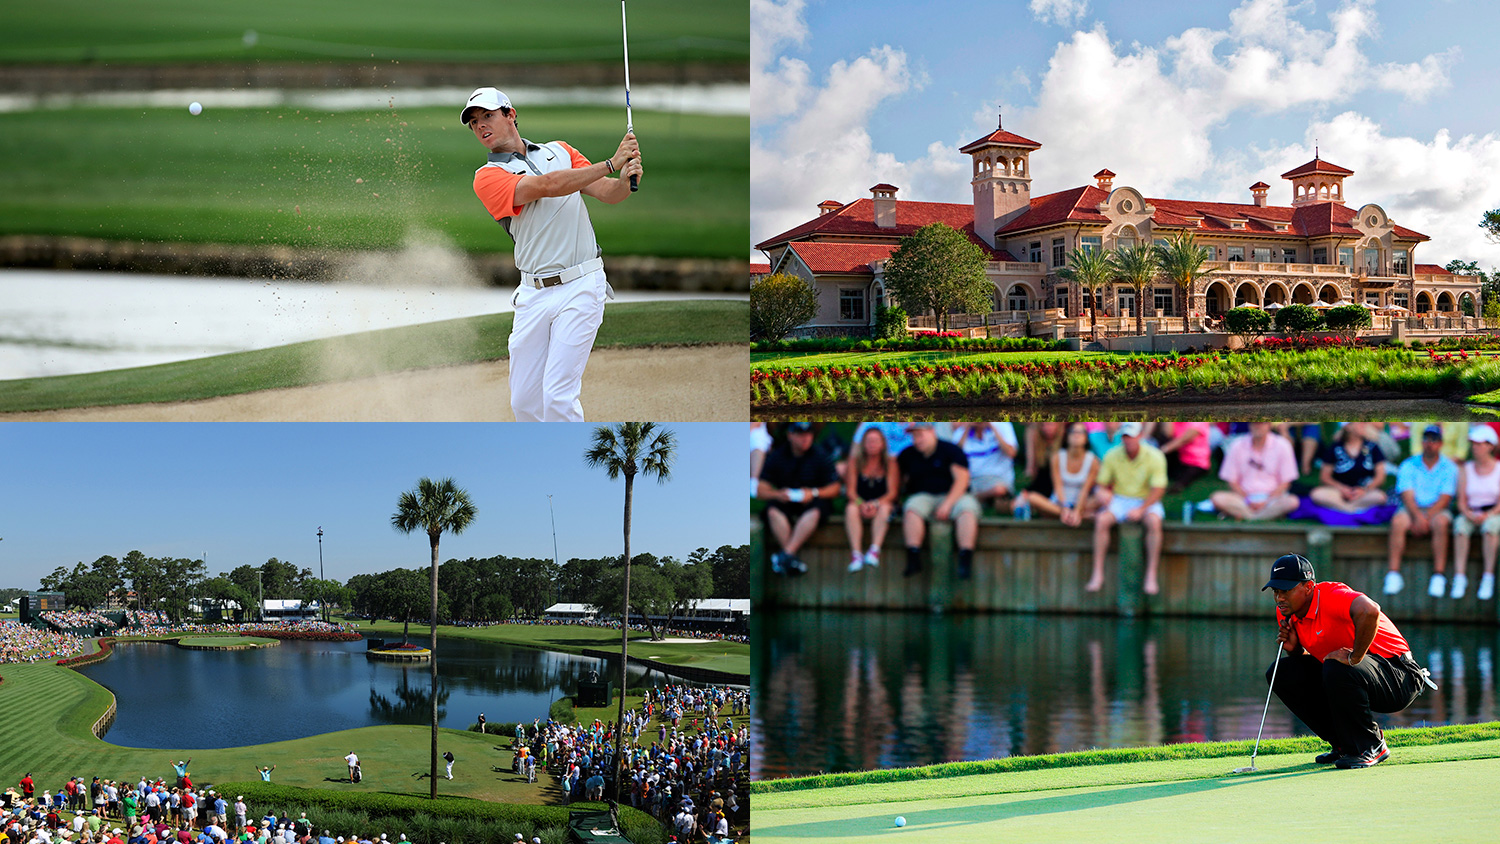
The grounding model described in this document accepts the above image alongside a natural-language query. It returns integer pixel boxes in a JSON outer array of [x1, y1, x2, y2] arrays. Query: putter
[[621, 0, 638, 191], [1233, 644, 1282, 773]]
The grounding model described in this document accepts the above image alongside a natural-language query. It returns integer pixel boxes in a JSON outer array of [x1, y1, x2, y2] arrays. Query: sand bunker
[[4, 345, 747, 422]]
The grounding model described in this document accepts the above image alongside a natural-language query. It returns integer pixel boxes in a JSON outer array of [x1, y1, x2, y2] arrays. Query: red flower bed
[[376, 642, 427, 650], [240, 629, 362, 642], [57, 637, 115, 667], [1252, 336, 1356, 351], [907, 329, 963, 337]]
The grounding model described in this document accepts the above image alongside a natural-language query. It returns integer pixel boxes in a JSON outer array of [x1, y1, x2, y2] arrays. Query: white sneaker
[[848, 552, 863, 573], [1451, 573, 1468, 599], [863, 546, 881, 568], [1480, 573, 1495, 601], [1384, 570, 1405, 595], [1428, 573, 1446, 598]]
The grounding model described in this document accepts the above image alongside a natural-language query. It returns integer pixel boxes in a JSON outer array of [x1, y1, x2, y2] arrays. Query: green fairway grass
[[0, 0, 745, 65], [0, 106, 747, 259], [0, 300, 746, 413], [346, 619, 748, 680], [751, 349, 1113, 371], [752, 727, 1500, 844]]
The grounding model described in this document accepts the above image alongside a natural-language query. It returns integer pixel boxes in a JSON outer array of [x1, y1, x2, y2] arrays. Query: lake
[[751, 611, 1500, 780], [79, 636, 667, 748]]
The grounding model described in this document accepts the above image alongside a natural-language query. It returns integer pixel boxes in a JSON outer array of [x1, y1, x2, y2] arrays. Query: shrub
[[1324, 304, 1372, 338], [548, 697, 576, 724], [750, 273, 819, 341], [1274, 303, 1324, 335], [873, 304, 909, 339], [1223, 307, 1272, 341]]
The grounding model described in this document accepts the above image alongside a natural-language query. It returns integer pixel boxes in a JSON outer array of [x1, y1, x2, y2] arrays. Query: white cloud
[[750, 0, 1487, 262], [1029, 0, 1089, 27]]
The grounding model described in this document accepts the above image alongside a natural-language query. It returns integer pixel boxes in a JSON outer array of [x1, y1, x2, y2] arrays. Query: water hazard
[[79, 636, 664, 749], [751, 611, 1500, 780]]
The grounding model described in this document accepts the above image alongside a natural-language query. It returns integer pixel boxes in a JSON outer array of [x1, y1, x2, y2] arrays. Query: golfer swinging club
[[464, 87, 643, 421], [1262, 553, 1436, 768]]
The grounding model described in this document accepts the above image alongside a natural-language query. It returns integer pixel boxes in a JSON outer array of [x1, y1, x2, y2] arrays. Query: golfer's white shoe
[[1451, 573, 1468, 599], [1428, 573, 1447, 598], [1480, 573, 1496, 601], [1384, 570, 1405, 595], [863, 546, 881, 568], [848, 552, 864, 573]]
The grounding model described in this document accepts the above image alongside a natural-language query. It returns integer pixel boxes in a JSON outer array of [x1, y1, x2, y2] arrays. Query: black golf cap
[[1262, 553, 1314, 591], [785, 422, 814, 433]]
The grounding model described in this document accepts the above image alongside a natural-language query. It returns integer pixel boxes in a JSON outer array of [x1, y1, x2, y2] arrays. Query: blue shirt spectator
[[1396, 452, 1458, 508]]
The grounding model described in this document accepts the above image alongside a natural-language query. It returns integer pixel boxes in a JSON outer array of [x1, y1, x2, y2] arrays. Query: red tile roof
[[869, 183, 899, 192], [1415, 263, 1452, 275], [755, 197, 1016, 259], [784, 242, 897, 275], [1281, 157, 1354, 178], [959, 129, 1042, 153], [1094, 168, 1116, 178], [1249, 181, 1270, 190], [750, 263, 771, 276]]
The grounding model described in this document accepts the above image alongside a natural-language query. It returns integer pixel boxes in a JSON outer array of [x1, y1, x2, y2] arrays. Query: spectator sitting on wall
[[1157, 421, 1212, 491], [1452, 425, 1500, 601], [1386, 425, 1457, 596], [1089, 422, 1168, 595], [897, 422, 980, 580], [1210, 422, 1301, 521], [945, 423, 1019, 511], [1308, 424, 1389, 514], [757, 422, 840, 577], [1022, 422, 1098, 526], [844, 425, 899, 573], [1019, 421, 1067, 517]]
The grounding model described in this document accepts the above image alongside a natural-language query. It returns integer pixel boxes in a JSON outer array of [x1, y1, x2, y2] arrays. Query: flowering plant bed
[[240, 629, 362, 642], [57, 637, 115, 667], [752, 347, 1500, 407]]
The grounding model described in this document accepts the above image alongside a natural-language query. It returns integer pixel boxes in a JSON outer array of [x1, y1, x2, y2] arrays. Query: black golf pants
[[1266, 652, 1421, 755]]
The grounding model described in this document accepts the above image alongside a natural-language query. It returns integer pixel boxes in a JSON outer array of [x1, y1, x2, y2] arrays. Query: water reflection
[[80, 637, 666, 749], [752, 612, 1499, 780]]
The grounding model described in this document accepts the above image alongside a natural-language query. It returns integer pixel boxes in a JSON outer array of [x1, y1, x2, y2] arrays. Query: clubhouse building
[[754, 119, 1483, 339]]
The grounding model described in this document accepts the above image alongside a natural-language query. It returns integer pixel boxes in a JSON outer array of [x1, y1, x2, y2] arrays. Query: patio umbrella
[[1311, 300, 1335, 309], [1381, 305, 1409, 314], [1360, 301, 1379, 309], [1236, 301, 1261, 308], [1264, 302, 1285, 310]]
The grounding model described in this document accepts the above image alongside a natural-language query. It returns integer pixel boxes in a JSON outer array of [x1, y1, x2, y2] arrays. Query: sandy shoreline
[[3, 345, 748, 422]]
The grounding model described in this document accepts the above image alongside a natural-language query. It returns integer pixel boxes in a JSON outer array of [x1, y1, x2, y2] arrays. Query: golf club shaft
[[1252, 644, 1282, 761], [621, 0, 638, 192]]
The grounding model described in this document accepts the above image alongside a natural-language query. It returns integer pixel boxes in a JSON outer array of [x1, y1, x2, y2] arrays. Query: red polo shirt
[[1276, 581, 1409, 661]]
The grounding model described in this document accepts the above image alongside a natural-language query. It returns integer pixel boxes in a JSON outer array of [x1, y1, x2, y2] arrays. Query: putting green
[[176, 635, 277, 649], [753, 738, 1500, 844]]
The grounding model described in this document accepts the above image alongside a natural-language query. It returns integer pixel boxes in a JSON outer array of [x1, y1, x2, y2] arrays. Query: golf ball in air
[[189, 102, 202, 116], [894, 817, 906, 828]]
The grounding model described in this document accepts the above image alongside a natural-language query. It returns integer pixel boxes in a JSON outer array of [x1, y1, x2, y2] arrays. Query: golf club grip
[[629, 173, 638, 192]]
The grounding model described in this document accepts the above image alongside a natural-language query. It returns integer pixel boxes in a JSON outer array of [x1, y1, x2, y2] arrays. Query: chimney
[[1094, 169, 1115, 192], [817, 200, 842, 216], [1249, 181, 1269, 207], [870, 183, 898, 228]]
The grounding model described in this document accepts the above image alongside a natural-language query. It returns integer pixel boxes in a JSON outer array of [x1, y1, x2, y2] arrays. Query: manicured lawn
[[752, 725, 1500, 844], [751, 349, 1114, 371], [343, 619, 748, 679], [0, 300, 746, 412], [0, 1, 746, 65], [176, 635, 277, 648], [0, 105, 748, 259]]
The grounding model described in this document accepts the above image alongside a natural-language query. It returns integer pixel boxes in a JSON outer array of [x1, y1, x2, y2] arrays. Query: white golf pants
[[508, 267, 609, 422]]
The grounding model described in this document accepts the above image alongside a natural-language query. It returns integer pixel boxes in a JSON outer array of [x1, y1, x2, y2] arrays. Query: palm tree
[[583, 423, 676, 807], [1056, 246, 1117, 341], [1114, 243, 1159, 336], [391, 477, 477, 800], [1154, 231, 1217, 334]]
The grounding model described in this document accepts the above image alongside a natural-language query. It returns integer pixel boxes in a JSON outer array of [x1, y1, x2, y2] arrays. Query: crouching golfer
[[1263, 553, 1436, 769], [463, 87, 643, 422]]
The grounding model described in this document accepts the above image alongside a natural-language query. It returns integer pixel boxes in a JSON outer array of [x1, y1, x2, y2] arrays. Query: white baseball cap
[[461, 87, 512, 125], [1119, 422, 1144, 438], [1471, 426, 1499, 445]]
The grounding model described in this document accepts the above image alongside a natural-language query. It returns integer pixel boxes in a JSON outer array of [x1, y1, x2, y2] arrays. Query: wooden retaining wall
[[753, 517, 1500, 624], [92, 692, 116, 739]]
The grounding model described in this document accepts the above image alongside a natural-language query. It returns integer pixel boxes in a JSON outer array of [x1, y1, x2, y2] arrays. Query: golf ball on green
[[894, 817, 906, 828], [189, 102, 202, 116]]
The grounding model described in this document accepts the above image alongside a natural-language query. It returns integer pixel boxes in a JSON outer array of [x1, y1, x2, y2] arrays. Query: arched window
[[1116, 225, 1138, 250], [1206, 281, 1231, 315], [1007, 284, 1030, 312], [1292, 283, 1314, 305], [1437, 292, 1455, 312], [1235, 283, 1260, 307], [1264, 283, 1288, 305], [1416, 292, 1433, 313]]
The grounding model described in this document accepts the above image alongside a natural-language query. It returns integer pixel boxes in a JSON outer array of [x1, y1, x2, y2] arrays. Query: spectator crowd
[[755, 420, 1500, 601]]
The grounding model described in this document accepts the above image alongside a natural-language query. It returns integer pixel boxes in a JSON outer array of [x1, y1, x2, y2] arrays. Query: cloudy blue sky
[[0, 423, 747, 589], [752, 0, 1500, 267]]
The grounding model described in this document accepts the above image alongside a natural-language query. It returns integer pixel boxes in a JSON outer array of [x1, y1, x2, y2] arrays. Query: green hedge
[[751, 336, 1065, 354], [212, 783, 663, 844], [548, 697, 576, 724]]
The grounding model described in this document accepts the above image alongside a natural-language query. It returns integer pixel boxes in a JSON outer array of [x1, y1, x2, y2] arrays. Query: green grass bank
[[0, 300, 746, 413]]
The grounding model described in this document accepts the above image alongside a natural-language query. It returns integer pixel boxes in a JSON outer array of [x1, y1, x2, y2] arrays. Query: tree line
[[32, 544, 749, 632]]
